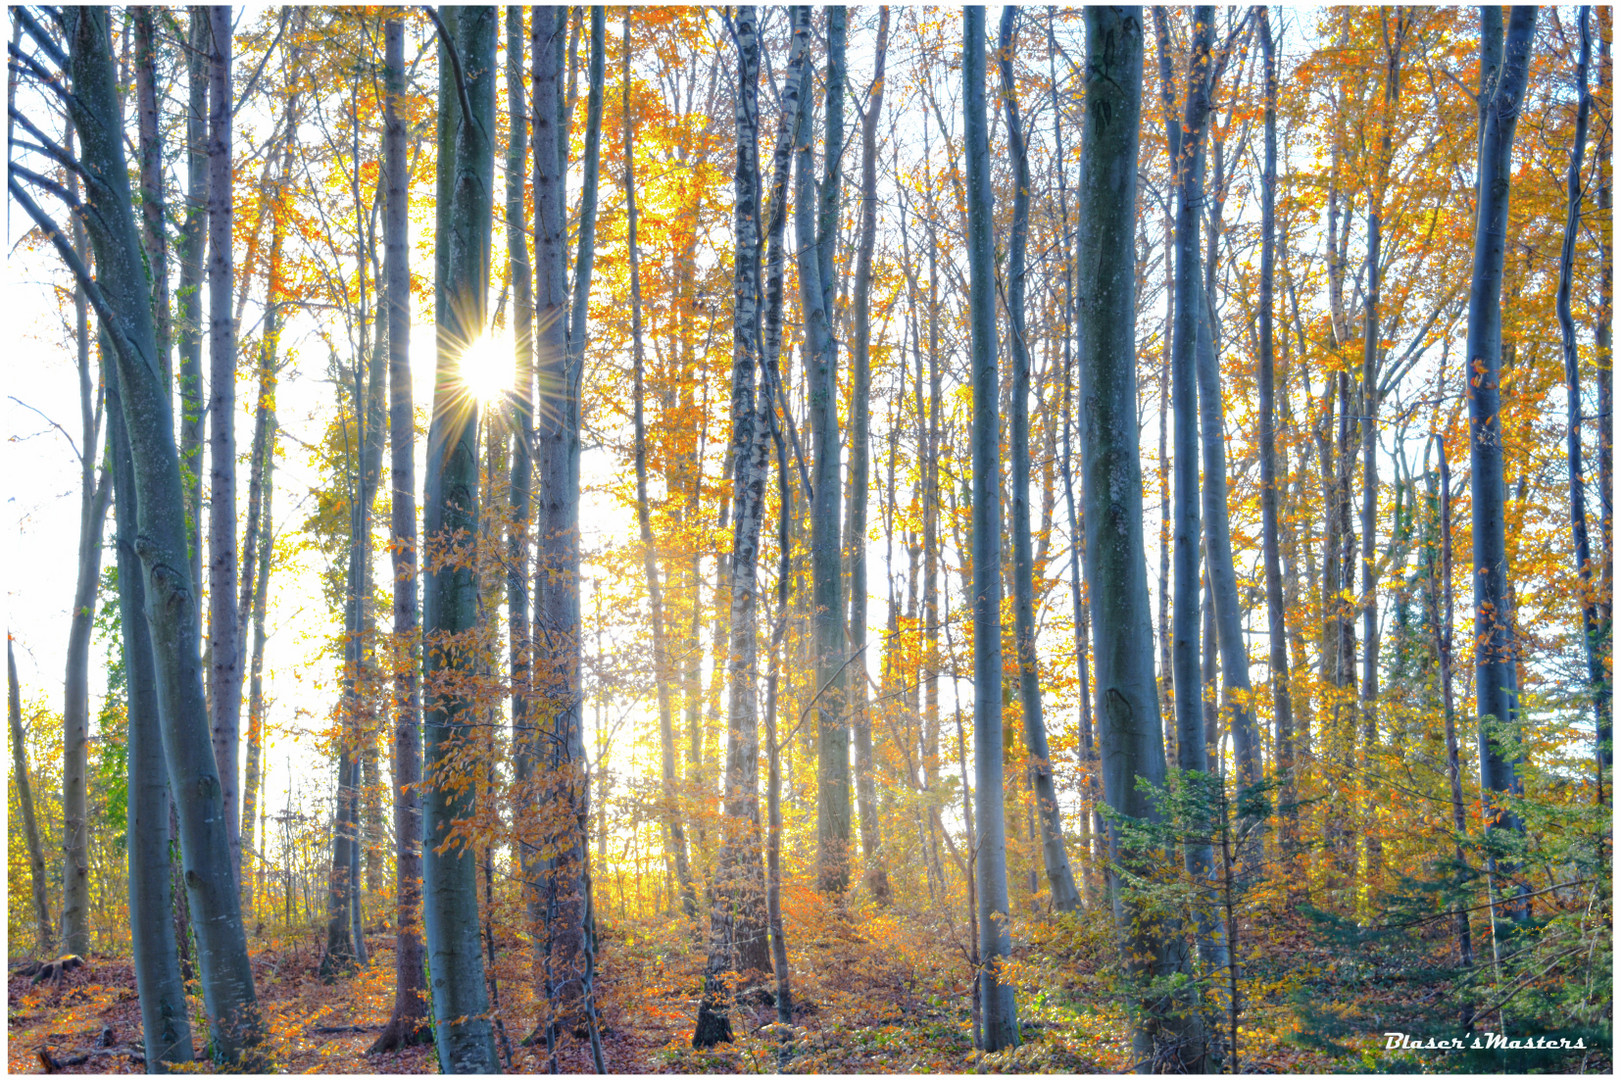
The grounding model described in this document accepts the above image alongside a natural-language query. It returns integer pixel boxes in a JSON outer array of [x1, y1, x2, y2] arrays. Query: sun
[[459, 333, 513, 405]]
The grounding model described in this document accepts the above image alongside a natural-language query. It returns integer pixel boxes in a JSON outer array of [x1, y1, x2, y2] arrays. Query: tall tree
[[806, 5, 851, 896], [846, 4, 890, 906], [10, 6, 265, 1060], [1255, 3, 1297, 858], [998, 4, 1081, 914], [9, 637, 52, 953], [625, 7, 698, 920], [1466, 4, 1535, 917], [178, 8, 209, 604], [207, 3, 243, 883], [421, 7, 500, 1072], [964, 5, 1018, 1053], [61, 114, 109, 961], [1555, 6, 1607, 781], [369, 11, 431, 1054]]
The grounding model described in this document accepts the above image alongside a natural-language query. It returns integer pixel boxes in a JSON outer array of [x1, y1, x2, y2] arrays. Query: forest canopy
[[5, 4, 1612, 1074]]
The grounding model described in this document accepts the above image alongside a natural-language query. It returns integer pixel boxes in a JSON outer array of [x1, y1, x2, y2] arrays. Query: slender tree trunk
[[1596, 24, 1613, 786], [179, 8, 208, 607], [964, 6, 1018, 1052], [624, 11, 697, 922], [1557, 8, 1607, 786], [1466, 5, 1535, 921], [1256, 5, 1296, 863], [62, 117, 108, 961], [9, 638, 53, 954], [26, 8, 265, 1060], [422, 7, 500, 1072], [804, 6, 850, 896], [207, 3, 242, 884], [370, 15, 431, 1053], [998, 6, 1081, 915], [1429, 437, 1474, 968], [846, 4, 890, 907], [134, 7, 170, 384], [694, 11, 809, 1049]]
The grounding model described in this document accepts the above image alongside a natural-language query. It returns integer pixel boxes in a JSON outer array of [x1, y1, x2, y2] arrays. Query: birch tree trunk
[[964, 6, 1018, 1052], [421, 7, 499, 1071]]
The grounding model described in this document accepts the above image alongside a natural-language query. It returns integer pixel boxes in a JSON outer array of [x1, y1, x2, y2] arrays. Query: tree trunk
[[207, 3, 242, 885], [625, 8, 698, 922], [693, 10, 806, 1048], [846, 4, 890, 907], [1429, 437, 1473, 968], [804, 6, 850, 896], [9, 638, 53, 954], [369, 14, 431, 1053], [421, 7, 500, 1072], [133, 7, 170, 384], [999, 6, 1081, 916], [62, 116, 108, 961], [1556, 7, 1607, 786], [26, 8, 265, 1060], [1595, 24, 1613, 785], [178, 8, 208, 607], [106, 350, 197, 1071], [964, 7, 1018, 1053], [1466, 4, 1535, 919]]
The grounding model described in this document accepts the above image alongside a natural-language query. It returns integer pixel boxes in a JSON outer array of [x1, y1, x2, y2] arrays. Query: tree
[[963, 5, 1018, 1054], [625, 7, 698, 921], [207, 3, 243, 884], [998, 4, 1081, 915], [1555, 6, 1607, 782], [1466, 4, 1536, 918], [10, 6, 264, 1062], [693, 3, 810, 1048], [847, 4, 891, 906], [806, 5, 851, 896], [178, 8, 209, 606], [1255, 3, 1297, 861], [369, 10, 431, 1054], [60, 110, 109, 961], [421, 6, 500, 1072], [9, 636, 52, 953], [107, 343, 196, 1071]]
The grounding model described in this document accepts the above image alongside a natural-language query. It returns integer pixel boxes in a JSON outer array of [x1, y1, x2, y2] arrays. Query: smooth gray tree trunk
[[1429, 437, 1474, 968], [207, 3, 242, 885], [107, 351, 197, 1072], [1466, 4, 1535, 913], [963, 6, 1018, 1053], [998, 4, 1081, 915], [369, 14, 431, 1053], [178, 8, 208, 606], [1556, 7, 1607, 782], [846, 4, 890, 907], [17, 8, 265, 1061], [421, 7, 500, 1072]]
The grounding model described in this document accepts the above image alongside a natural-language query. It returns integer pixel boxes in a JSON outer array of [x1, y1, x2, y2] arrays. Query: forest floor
[[6, 894, 1607, 1074]]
